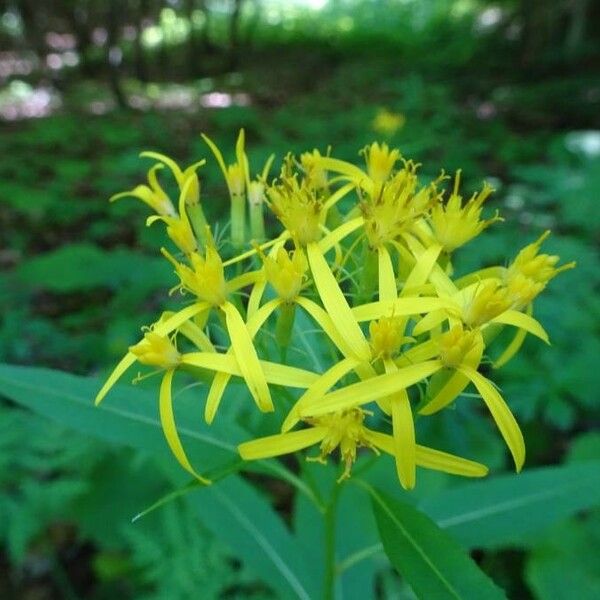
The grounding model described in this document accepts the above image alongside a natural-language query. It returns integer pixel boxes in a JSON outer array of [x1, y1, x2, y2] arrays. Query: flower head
[[130, 332, 181, 369], [109, 164, 176, 217], [361, 161, 437, 248], [361, 142, 400, 184], [372, 108, 406, 137], [163, 244, 227, 306], [429, 171, 499, 253], [505, 231, 576, 308], [267, 169, 323, 246], [263, 247, 308, 302]]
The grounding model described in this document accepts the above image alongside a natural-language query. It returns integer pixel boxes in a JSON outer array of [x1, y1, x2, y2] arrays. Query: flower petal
[[301, 360, 442, 417], [307, 242, 371, 361], [281, 356, 361, 432], [318, 216, 364, 253], [182, 352, 318, 388], [159, 369, 211, 484], [458, 365, 525, 472], [238, 427, 328, 461], [378, 245, 397, 302], [414, 445, 488, 477], [221, 301, 273, 412], [491, 309, 549, 344], [352, 297, 455, 322], [401, 244, 442, 294], [363, 429, 488, 477], [391, 393, 416, 489], [419, 370, 469, 415]]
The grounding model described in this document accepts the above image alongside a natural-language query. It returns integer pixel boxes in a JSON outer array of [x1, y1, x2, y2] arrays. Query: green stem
[[356, 240, 378, 304], [230, 193, 246, 248], [186, 202, 209, 248], [323, 486, 340, 600], [249, 202, 266, 242]]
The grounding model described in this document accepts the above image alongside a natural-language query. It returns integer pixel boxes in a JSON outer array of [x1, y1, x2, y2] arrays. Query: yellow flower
[[362, 142, 400, 184], [263, 247, 308, 302], [372, 108, 406, 137], [462, 280, 513, 328], [239, 408, 488, 482], [109, 164, 176, 217], [429, 171, 500, 253], [505, 231, 576, 309], [140, 151, 205, 206], [300, 149, 329, 191], [267, 173, 324, 246], [129, 332, 181, 369], [369, 317, 407, 359], [164, 246, 228, 306], [361, 162, 438, 248]]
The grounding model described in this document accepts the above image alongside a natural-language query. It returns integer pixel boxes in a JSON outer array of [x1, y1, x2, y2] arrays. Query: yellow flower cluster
[[98, 135, 574, 489]]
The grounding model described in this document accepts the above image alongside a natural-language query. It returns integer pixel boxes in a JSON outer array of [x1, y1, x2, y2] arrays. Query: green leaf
[[0, 363, 240, 473], [370, 487, 506, 600], [525, 510, 600, 600], [15, 243, 172, 293], [190, 477, 316, 600], [419, 460, 600, 549]]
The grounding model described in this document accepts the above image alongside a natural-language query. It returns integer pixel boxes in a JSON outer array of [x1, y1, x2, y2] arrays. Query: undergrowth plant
[[90, 131, 574, 598]]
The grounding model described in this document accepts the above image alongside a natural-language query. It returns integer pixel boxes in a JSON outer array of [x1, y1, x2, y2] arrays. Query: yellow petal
[[238, 427, 327, 460], [159, 369, 211, 484], [176, 319, 215, 352], [140, 151, 183, 183], [418, 370, 469, 415], [301, 360, 442, 417], [363, 429, 488, 477], [222, 301, 273, 412], [307, 242, 370, 361], [458, 365, 525, 472], [391, 393, 416, 489], [412, 309, 447, 337], [493, 304, 533, 369], [318, 216, 364, 253], [414, 445, 488, 477], [353, 297, 455, 322], [226, 269, 262, 293], [201, 133, 229, 185], [182, 352, 318, 388], [490, 309, 549, 344], [281, 356, 361, 433], [401, 244, 442, 294], [247, 278, 267, 319], [396, 339, 438, 366], [295, 296, 355, 358], [403, 233, 457, 297], [378, 246, 397, 302], [205, 371, 229, 424], [322, 182, 356, 213], [315, 157, 373, 194], [203, 299, 282, 424]]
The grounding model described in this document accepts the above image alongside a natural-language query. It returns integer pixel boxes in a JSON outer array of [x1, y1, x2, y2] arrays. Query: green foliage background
[[1, 0, 599, 597]]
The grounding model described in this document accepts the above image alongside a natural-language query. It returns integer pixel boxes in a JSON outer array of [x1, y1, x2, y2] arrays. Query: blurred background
[[1, 0, 599, 598]]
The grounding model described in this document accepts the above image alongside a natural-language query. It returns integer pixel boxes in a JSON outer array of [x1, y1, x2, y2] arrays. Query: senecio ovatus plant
[[96, 132, 574, 491]]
